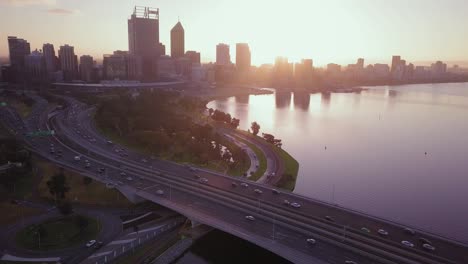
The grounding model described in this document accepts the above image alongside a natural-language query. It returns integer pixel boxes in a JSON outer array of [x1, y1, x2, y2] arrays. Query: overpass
[[1, 93, 467, 264]]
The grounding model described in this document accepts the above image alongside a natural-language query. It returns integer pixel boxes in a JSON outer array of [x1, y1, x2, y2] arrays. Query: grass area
[[36, 160, 132, 207], [238, 130, 299, 191], [16, 215, 100, 251], [115, 232, 181, 264], [0, 202, 44, 226], [230, 135, 267, 181]]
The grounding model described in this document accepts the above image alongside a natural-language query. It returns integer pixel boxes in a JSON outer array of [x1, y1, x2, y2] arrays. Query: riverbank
[[185, 85, 273, 100]]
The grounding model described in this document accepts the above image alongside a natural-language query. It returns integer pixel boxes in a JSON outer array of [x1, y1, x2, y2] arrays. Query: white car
[[86, 240, 96, 248], [401, 240, 414, 248], [120, 172, 127, 176], [361, 227, 371, 233], [254, 189, 263, 194], [240, 182, 249, 188], [422, 243, 436, 251], [290, 202, 301, 208], [283, 199, 290, 205], [245, 215, 255, 221], [156, 190, 164, 195], [126, 177, 133, 181], [378, 229, 389, 236], [74, 156, 81, 161], [306, 238, 316, 245], [199, 178, 208, 184]]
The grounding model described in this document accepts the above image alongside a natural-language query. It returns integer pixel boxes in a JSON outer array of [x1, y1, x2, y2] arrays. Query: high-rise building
[[357, 58, 365, 69], [236, 43, 251, 72], [185, 51, 201, 64], [391, 56, 401, 74], [216, 43, 231, 66], [24, 49, 46, 82], [159, 43, 166, 56], [103, 51, 129, 80], [128, 6, 160, 81], [58, 44, 78, 81], [8, 36, 31, 81], [43, 43, 57, 73], [170, 21, 185, 59], [79, 55, 94, 82]]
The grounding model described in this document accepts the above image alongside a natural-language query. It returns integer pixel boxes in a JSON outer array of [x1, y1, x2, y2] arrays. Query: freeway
[[1, 93, 467, 264]]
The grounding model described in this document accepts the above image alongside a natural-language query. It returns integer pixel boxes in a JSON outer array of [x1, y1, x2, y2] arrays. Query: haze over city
[[1, 1, 468, 264], [1, 0, 468, 66]]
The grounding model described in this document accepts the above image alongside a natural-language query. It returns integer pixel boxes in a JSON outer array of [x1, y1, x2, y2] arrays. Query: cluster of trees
[[209, 109, 240, 129], [46, 169, 72, 215], [262, 133, 283, 148], [0, 138, 31, 196], [96, 91, 248, 170]]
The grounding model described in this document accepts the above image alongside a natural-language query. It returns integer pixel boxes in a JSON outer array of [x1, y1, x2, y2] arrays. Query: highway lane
[[3, 94, 468, 264], [46, 102, 460, 262]]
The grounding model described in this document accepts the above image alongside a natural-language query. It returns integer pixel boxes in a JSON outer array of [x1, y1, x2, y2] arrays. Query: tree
[[230, 118, 240, 129], [74, 215, 89, 231], [46, 172, 70, 204], [251, 122, 260, 136], [83, 176, 93, 186], [58, 201, 73, 216]]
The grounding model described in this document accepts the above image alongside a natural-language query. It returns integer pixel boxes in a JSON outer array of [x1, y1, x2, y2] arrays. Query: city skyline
[[1, 0, 468, 66]]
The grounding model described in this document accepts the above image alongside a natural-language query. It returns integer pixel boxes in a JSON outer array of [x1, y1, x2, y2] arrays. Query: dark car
[[93, 241, 103, 249]]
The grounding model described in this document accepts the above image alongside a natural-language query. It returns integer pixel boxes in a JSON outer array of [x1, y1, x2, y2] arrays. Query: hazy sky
[[0, 0, 467, 66]]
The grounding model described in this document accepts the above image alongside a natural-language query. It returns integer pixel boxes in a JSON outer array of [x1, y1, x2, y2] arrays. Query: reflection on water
[[207, 82, 468, 243], [293, 92, 311, 111]]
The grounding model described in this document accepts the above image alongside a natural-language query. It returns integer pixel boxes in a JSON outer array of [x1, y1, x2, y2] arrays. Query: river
[[176, 83, 468, 264], [207, 82, 468, 243]]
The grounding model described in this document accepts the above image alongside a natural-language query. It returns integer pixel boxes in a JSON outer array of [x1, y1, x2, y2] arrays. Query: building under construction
[[128, 6, 160, 82]]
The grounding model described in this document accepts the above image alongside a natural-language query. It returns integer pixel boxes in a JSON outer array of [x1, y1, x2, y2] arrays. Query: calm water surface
[[206, 82, 468, 243]]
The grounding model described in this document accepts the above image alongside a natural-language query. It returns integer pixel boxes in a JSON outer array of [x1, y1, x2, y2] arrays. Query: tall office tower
[[216, 43, 231, 65], [357, 58, 364, 69], [236, 43, 251, 72], [170, 21, 185, 59], [24, 49, 46, 82], [8, 36, 31, 81], [58, 44, 78, 81], [79, 55, 94, 82], [43, 43, 57, 73], [185, 51, 201, 64], [159, 42, 166, 56], [391, 56, 401, 74], [128, 6, 160, 81], [103, 51, 129, 80]]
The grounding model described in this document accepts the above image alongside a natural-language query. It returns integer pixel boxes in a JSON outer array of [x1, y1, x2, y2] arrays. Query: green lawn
[[16, 215, 101, 251], [115, 233, 180, 264]]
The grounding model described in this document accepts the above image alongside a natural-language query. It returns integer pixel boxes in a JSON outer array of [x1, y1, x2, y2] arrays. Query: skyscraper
[[79, 55, 94, 82], [8, 36, 31, 81], [43, 43, 57, 73], [391, 56, 401, 74], [128, 6, 160, 81], [216, 44, 231, 66], [24, 49, 46, 82], [159, 43, 166, 56], [236, 43, 251, 72], [58, 44, 78, 81], [171, 21, 185, 59]]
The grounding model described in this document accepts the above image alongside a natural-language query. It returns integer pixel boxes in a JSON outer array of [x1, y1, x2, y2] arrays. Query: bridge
[[1, 92, 467, 264]]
